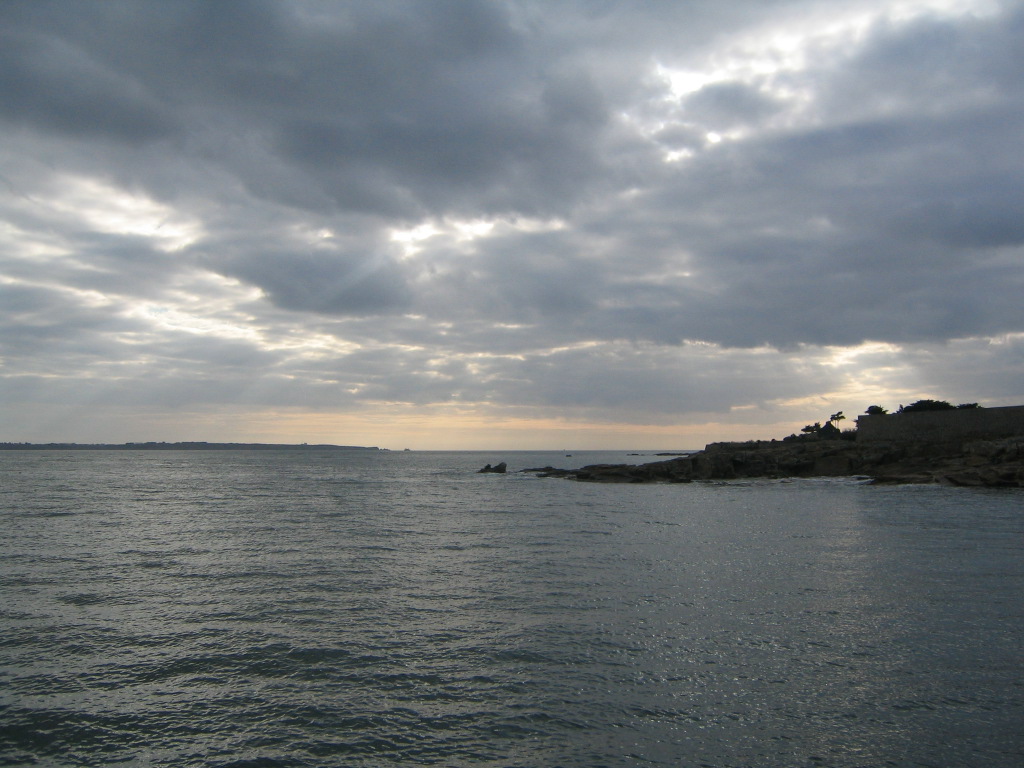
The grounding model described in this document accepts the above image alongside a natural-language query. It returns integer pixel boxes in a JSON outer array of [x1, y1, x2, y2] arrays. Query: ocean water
[[1, 449, 1022, 768]]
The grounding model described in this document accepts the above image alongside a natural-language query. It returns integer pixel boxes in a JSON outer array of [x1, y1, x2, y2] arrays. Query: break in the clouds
[[1, 0, 1022, 447]]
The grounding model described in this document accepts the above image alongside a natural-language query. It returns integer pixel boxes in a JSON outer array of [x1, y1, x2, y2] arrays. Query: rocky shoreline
[[523, 435, 1024, 487]]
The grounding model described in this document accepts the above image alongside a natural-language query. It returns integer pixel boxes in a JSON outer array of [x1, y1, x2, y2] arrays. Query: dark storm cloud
[[216, 247, 414, 316], [274, 65, 609, 218], [0, 27, 174, 143], [2, 0, 1023, 434], [0, 0, 615, 218]]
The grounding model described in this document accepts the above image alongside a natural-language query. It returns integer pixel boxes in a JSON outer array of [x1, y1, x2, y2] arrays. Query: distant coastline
[[0, 442, 380, 451]]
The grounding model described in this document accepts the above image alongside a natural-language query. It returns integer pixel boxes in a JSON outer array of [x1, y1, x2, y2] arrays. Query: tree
[[820, 421, 842, 439], [865, 405, 887, 415], [897, 399, 956, 413], [829, 411, 846, 429], [801, 422, 821, 435]]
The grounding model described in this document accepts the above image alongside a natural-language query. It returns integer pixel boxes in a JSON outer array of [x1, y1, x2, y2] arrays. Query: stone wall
[[856, 405, 1024, 443]]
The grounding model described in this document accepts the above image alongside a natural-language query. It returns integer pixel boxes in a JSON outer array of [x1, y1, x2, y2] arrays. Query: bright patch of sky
[[391, 216, 567, 259], [44, 175, 204, 252], [662, 0, 1000, 95], [649, 0, 1001, 155]]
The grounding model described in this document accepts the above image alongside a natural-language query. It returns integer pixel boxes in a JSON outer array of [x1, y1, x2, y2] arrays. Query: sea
[[1, 448, 1022, 768]]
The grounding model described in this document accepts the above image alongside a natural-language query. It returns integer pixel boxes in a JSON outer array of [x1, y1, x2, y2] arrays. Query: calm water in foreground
[[1, 449, 1022, 767]]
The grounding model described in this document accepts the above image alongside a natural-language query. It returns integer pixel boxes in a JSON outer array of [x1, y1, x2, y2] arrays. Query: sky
[[2, 0, 1022, 449]]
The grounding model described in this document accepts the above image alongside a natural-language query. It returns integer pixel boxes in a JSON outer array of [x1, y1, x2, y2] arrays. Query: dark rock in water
[[478, 462, 507, 474], [520, 436, 1024, 487]]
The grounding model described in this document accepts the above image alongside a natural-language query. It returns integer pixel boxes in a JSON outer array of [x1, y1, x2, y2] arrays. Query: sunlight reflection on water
[[2, 451, 1022, 767]]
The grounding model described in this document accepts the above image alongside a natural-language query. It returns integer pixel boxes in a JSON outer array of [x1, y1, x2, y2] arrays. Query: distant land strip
[[0, 442, 380, 451]]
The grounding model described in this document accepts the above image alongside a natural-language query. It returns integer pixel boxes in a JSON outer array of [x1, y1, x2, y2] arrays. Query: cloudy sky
[[2, 0, 1022, 449]]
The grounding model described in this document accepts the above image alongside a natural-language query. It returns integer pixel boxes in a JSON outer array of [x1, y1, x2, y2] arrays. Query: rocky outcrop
[[523, 436, 1024, 486], [478, 462, 507, 473]]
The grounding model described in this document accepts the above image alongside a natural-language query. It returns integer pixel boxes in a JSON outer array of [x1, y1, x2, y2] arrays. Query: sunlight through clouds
[[1, 0, 1021, 447], [391, 216, 568, 259], [45, 175, 204, 252], [649, 0, 1002, 157]]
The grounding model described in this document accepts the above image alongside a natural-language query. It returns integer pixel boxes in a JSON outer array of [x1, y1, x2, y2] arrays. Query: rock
[[478, 462, 507, 473], [520, 436, 1024, 487]]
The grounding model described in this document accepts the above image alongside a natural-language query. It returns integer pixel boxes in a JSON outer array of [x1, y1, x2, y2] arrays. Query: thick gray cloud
[[0, 28, 174, 144], [1, 0, 1022, 444]]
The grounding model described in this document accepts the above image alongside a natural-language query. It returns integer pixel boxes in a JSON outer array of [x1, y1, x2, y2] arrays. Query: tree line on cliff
[[795, 400, 983, 441]]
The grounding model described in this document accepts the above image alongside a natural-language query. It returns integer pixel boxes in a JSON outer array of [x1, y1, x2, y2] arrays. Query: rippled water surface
[[2, 449, 1022, 767]]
